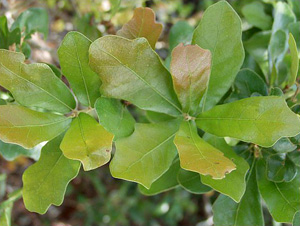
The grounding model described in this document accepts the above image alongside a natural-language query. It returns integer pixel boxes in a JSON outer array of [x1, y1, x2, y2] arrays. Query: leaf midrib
[[96, 43, 182, 114]]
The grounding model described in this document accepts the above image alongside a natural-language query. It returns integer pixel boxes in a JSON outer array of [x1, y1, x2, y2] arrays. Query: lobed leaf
[[60, 113, 114, 171], [170, 44, 211, 116], [256, 159, 300, 223], [213, 160, 264, 226], [201, 134, 249, 202], [0, 50, 76, 114], [196, 96, 300, 147], [89, 35, 181, 116], [174, 120, 236, 179], [117, 7, 162, 49], [22, 135, 81, 214], [0, 105, 71, 149], [192, 1, 244, 111], [110, 120, 180, 189], [58, 31, 101, 107]]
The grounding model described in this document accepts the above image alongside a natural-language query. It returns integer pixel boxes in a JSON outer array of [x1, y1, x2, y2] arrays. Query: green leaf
[[45, 63, 61, 78], [22, 135, 81, 214], [177, 169, 211, 194], [174, 120, 236, 179], [0, 16, 9, 49], [272, 2, 296, 34], [116, 7, 163, 49], [229, 68, 268, 101], [196, 96, 300, 147], [272, 137, 297, 153], [0, 203, 12, 226], [266, 153, 297, 182], [213, 160, 264, 226], [95, 97, 135, 140], [0, 50, 76, 114], [0, 140, 41, 161], [289, 22, 300, 50], [74, 14, 102, 41], [145, 111, 175, 123], [241, 1, 272, 30], [256, 159, 300, 223], [192, 1, 244, 111], [288, 33, 299, 85], [244, 31, 271, 77], [60, 113, 114, 171], [269, 29, 286, 65], [89, 36, 181, 116], [138, 158, 180, 195], [58, 31, 101, 107], [0, 105, 71, 148], [170, 44, 211, 116], [110, 120, 180, 189], [11, 8, 49, 39], [201, 134, 249, 202], [293, 211, 300, 226], [169, 21, 194, 52]]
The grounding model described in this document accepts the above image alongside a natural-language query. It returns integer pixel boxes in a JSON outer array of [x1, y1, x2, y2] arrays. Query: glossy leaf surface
[[89, 36, 181, 116], [22, 135, 81, 214], [196, 96, 300, 147], [0, 105, 71, 148], [192, 1, 244, 111], [174, 121, 236, 179], [60, 113, 114, 171]]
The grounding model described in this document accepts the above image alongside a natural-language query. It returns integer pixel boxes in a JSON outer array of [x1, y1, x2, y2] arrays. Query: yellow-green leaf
[[60, 113, 114, 171], [0, 50, 75, 114], [110, 120, 180, 189], [22, 135, 80, 214], [89, 36, 181, 116], [288, 33, 299, 86], [58, 31, 101, 107], [174, 120, 236, 179], [117, 7, 162, 49], [196, 96, 300, 147], [0, 105, 71, 149], [170, 43, 211, 116]]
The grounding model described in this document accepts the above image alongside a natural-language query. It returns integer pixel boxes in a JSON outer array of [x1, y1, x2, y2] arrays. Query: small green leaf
[[192, 1, 244, 111], [138, 158, 180, 195], [146, 111, 175, 123], [272, 2, 296, 34], [256, 159, 300, 223], [201, 134, 249, 202], [117, 7, 163, 49], [60, 113, 114, 171], [174, 121, 236, 179], [22, 135, 80, 214], [213, 160, 264, 226], [95, 97, 135, 140], [177, 169, 211, 194], [269, 29, 286, 65], [272, 137, 297, 153], [288, 33, 299, 85], [196, 96, 300, 147], [0, 16, 9, 49], [0, 140, 41, 161], [11, 8, 49, 39], [89, 36, 181, 116], [110, 120, 180, 189], [0, 50, 76, 114], [170, 44, 211, 116], [58, 31, 101, 107], [169, 21, 194, 52], [0, 105, 71, 149], [242, 1, 272, 30], [266, 153, 297, 182], [0, 203, 12, 226]]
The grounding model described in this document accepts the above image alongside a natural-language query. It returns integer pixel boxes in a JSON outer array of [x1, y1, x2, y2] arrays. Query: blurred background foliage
[[0, 0, 299, 225]]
